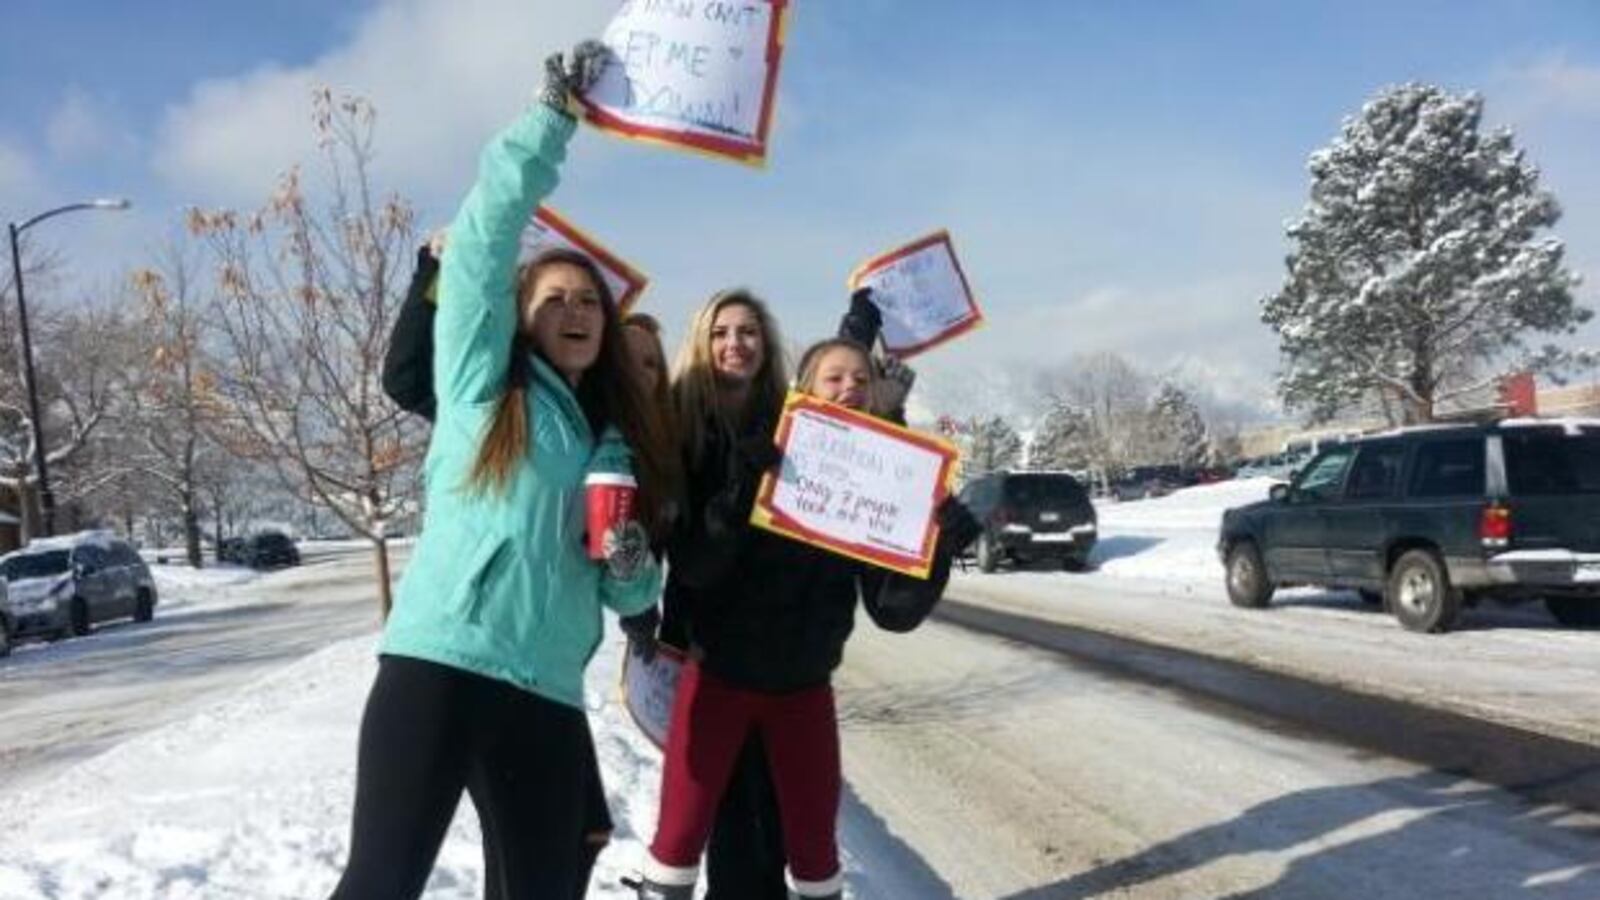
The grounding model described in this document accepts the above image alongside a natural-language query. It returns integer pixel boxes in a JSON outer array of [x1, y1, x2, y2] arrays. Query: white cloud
[[0, 139, 35, 197], [152, 0, 611, 208], [45, 87, 132, 160], [1492, 55, 1600, 121]]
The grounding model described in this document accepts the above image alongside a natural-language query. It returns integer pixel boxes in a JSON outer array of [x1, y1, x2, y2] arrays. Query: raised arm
[[433, 43, 605, 410]]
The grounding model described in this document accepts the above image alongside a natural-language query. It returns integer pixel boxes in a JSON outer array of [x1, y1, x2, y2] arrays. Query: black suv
[[242, 532, 301, 570], [1218, 421, 1600, 632], [958, 471, 1098, 572]]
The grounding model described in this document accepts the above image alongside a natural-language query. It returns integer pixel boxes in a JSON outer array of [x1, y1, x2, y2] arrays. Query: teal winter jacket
[[380, 105, 660, 709]]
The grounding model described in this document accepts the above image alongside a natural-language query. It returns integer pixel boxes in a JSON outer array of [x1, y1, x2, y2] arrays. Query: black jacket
[[382, 245, 441, 421], [663, 410, 955, 694]]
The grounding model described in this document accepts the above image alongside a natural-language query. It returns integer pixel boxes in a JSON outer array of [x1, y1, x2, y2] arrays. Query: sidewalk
[[0, 623, 934, 899]]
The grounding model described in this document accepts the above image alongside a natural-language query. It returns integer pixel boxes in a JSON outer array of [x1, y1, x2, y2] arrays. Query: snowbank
[[0, 614, 917, 898], [1087, 477, 1275, 584]]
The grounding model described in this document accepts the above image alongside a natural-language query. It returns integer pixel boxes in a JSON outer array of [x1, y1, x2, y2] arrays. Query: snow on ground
[[1087, 477, 1276, 584], [0, 603, 911, 899]]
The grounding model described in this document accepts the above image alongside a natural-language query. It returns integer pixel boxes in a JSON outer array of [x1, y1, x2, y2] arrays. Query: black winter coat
[[663, 409, 955, 694], [381, 245, 440, 421]]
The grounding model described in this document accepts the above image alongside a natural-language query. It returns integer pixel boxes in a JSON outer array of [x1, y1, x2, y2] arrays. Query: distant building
[[1238, 380, 1600, 460]]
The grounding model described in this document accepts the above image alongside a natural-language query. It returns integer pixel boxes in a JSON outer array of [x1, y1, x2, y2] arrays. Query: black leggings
[[329, 655, 607, 900]]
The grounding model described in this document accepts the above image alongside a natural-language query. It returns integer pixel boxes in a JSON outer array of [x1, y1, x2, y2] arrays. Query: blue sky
[[3, 1, 1598, 421]]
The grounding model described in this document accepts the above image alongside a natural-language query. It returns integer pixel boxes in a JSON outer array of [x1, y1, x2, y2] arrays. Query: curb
[[935, 596, 1600, 814]]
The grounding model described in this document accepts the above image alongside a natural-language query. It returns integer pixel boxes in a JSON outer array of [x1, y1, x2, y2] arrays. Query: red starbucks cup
[[585, 472, 638, 560]]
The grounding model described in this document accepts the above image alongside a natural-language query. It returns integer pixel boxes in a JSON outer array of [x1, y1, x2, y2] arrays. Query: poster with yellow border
[[578, 0, 790, 167], [519, 206, 649, 314], [750, 392, 960, 579], [847, 230, 984, 358]]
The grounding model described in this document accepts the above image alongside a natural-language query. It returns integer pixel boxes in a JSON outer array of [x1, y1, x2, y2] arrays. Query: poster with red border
[[520, 206, 649, 314], [847, 230, 984, 358], [620, 641, 687, 750], [578, 0, 789, 167], [750, 392, 960, 579]]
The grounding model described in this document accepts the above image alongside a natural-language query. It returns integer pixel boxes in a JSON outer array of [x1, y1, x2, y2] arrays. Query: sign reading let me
[[580, 0, 789, 166]]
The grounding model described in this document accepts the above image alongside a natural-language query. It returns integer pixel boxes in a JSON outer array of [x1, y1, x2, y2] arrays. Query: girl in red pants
[[633, 335, 980, 900]]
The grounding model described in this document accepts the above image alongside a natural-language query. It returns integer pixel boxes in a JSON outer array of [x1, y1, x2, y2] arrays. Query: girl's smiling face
[[709, 302, 766, 384], [807, 345, 872, 410]]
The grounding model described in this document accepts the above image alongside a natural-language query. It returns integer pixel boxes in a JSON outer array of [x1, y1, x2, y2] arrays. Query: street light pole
[[6, 198, 131, 538]]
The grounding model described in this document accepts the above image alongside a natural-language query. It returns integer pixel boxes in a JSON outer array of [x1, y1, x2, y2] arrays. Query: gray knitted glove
[[537, 39, 610, 113], [874, 356, 917, 418], [602, 519, 652, 583]]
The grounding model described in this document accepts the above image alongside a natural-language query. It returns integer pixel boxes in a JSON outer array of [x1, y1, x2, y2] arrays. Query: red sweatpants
[[649, 661, 841, 884]]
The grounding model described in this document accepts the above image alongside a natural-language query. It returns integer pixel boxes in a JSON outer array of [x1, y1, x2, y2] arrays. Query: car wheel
[[0, 617, 12, 658], [1357, 589, 1384, 607], [1225, 542, 1274, 609], [1062, 555, 1088, 573], [976, 533, 999, 574], [1545, 597, 1600, 629], [1387, 550, 1460, 633], [69, 597, 91, 637], [134, 590, 155, 623]]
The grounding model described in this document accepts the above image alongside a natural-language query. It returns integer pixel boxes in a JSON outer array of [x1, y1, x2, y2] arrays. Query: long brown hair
[[670, 289, 788, 467], [469, 248, 680, 538]]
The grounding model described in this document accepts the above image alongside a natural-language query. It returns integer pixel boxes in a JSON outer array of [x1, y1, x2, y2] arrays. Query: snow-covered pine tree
[[960, 416, 1022, 482], [1262, 83, 1590, 424], [1147, 383, 1208, 469], [1027, 404, 1093, 472]]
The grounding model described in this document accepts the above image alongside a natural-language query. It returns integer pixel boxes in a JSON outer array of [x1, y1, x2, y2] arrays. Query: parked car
[[216, 537, 246, 564], [0, 576, 10, 657], [1218, 420, 1600, 632], [1109, 465, 1191, 501], [958, 471, 1098, 572], [0, 531, 159, 644], [240, 532, 300, 570]]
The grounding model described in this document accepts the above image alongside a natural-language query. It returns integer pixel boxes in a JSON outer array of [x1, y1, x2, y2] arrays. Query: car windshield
[[1, 550, 71, 580], [1004, 476, 1087, 506], [253, 534, 292, 548], [1504, 427, 1600, 496]]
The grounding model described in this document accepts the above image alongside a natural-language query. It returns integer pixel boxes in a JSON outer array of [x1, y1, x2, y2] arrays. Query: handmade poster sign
[[621, 642, 687, 750], [579, 0, 789, 166], [751, 392, 960, 579], [847, 230, 984, 358], [519, 206, 649, 313]]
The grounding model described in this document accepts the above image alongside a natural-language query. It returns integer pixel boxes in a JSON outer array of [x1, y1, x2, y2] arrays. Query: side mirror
[[1269, 483, 1290, 503]]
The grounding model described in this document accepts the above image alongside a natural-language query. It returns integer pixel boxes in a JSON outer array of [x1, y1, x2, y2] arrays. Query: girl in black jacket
[[634, 324, 978, 900]]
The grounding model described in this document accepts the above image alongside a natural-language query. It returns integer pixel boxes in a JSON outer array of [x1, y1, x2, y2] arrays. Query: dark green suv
[[1218, 421, 1600, 632]]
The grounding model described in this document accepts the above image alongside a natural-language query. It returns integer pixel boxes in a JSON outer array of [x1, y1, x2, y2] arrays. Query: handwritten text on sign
[[621, 643, 685, 750], [581, 0, 787, 164], [753, 393, 958, 579], [849, 231, 983, 358]]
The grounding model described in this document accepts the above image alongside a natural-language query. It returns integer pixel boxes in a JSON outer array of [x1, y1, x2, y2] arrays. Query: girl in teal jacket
[[329, 43, 678, 900]]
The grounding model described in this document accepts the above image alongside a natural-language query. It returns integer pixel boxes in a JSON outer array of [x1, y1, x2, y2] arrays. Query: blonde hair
[[795, 337, 876, 399], [670, 289, 788, 466]]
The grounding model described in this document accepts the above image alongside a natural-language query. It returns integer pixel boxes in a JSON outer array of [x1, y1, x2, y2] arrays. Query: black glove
[[537, 39, 610, 113], [935, 496, 982, 557], [841, 287, 884, 347], [619, 606, 660, 664]]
